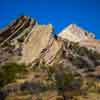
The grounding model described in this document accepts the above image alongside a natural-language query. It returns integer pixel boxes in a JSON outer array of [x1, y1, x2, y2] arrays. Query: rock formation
[[0, 16, 99, 70], [22, 24, 53, 64], [58, 24, 95, 42], [0, 16, 36, 64], [58, 24, 100, 53], [0, 16, 100, 100]]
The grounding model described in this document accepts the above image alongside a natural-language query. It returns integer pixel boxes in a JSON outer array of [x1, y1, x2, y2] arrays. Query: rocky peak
[[0, 16, 36, 46], [0, 16, 99, 66], [58, 24, 95, 42], [0, 16, 100, 100]]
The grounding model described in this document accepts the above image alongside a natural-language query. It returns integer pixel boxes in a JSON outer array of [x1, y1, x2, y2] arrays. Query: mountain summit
[[58, 24, 95, 42], [58, 24, 100, 53]]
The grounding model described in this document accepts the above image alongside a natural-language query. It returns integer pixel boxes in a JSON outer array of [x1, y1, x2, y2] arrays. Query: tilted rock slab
[[22, 24, 54, 64]]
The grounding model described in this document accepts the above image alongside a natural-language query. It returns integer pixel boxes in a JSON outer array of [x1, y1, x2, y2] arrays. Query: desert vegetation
[[0, 62, 28, 88]]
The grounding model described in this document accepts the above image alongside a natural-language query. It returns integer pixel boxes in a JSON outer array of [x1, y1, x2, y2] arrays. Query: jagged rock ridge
[[0, 16, 36, 64], [0, 16, 100, 100], [0, 16, 100, 72]]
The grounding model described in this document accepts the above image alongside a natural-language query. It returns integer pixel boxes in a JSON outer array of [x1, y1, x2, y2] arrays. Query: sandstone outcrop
[[0, 16, 99, 67], [0, 16, 36, 64], [0, 16, 100, 100], [58, 24, 100, 53], [58, 24, 95, 42], [22, 24, 53, 64]]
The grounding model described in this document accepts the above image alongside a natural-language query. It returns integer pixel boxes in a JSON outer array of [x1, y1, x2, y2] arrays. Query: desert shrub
[[47, 66, 55, 80], [36, 96, 43, 100], [55, 69, 74, 91], [45, 63, 83, 99], [33, 62, 77, 91], [46, 63, 75, 91], [0, 62, 28, 88], [71, 42, 100, 61], [89, 50, 100, 62], [32, 60, 50, 72]]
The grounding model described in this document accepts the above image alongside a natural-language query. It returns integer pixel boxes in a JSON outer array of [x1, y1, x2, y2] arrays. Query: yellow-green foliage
[[32, 62, 77, 92], [0, 63, 28, 88], [45, 63, 75, 91]]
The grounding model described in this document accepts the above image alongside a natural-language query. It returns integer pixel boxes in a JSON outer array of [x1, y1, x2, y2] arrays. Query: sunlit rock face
[[0, 16, 100, 66], [40, 38, 63, 65], [22, 24, 54, 64], [58, 24, 95, 42], [58, 24, 100, 53], [0, 16, 100, 100]]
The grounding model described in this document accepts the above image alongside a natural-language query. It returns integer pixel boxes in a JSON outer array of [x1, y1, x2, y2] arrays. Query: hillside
[[0, 16, 100, 100]]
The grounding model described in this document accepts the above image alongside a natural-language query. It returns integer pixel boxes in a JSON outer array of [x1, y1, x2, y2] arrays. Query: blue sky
[[0, 0, 100, 39]]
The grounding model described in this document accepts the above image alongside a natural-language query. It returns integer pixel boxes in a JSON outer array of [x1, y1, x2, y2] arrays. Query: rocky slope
[[58, 24, 100, 53], [0, 16, 100, 65], [0, 16, 100, 100], [0, 16, 36, 64]]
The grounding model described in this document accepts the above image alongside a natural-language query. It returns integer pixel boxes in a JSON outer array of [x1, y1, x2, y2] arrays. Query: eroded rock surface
[[0, 16, 100, 100], [58, 24, 95, 42], [22, 24, 53, 64]]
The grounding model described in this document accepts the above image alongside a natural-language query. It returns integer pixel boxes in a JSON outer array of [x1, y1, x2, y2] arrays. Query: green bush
[[45, 63, 75, 91], [0, 62, 28, 88]]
